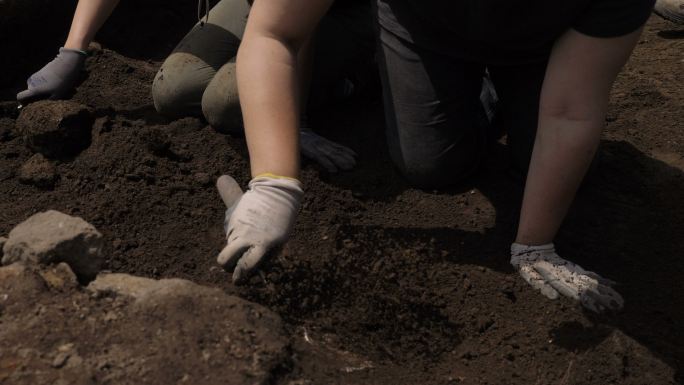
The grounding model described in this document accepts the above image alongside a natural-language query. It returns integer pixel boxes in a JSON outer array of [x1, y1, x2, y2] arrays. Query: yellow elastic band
[[254, 172, 300, 182]]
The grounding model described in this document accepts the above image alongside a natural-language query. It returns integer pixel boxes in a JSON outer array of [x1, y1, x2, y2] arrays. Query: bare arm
[[64, 0, 120, 51], [236, 0, 334, 179], [516, 28, 643, 245]]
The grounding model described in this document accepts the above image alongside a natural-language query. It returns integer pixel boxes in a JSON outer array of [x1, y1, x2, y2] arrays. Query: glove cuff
[[511, 242, 554, 255], [510, 242, 555, 268], [253, 172, 300, 183], [59, 47, 88, 56], [249, 175, 304, 201]]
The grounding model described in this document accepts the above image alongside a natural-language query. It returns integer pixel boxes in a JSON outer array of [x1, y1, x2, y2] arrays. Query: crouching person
[[215, 0, 655, 315], [151, 0, 376, 173]]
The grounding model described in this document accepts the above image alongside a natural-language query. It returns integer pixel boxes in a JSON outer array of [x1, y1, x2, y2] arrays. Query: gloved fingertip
[[216, 241, 248, 270], [318, 158, 338, 173], [540, 285, 560, 300], [342, 147, 358, 157], [16, 89, 36, 103], [232, 267, 246, 284], [338, 156, 357, 170], [217, 175, 244, 208]]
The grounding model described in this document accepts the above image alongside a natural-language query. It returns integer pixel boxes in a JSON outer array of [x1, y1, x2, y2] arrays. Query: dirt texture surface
[[1, 2, 683, 384], [0, 263, 290, 385]]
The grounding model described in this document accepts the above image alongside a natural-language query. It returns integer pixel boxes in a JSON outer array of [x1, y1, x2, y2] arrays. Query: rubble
[[2, 210, 103, 281], [15, 100, 94, 158]]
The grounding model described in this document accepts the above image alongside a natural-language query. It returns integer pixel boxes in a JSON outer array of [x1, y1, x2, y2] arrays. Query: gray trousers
[[378, 24, 546, 187], [152, 0, 375, 132]]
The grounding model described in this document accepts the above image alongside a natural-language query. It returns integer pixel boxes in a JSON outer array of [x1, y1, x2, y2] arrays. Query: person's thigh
[[378, 27, 485, 187], [309, 2, 377, 107], [152, 0, 251, 117], [487, 61, 548, 176]]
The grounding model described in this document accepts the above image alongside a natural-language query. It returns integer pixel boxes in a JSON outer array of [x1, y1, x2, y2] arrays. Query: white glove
[[216, 174, 303, 284], [510, 243, 624, 313], [654, 0, 684, 24], [299, 114, 357, 173], [300, 130, 357, 172]]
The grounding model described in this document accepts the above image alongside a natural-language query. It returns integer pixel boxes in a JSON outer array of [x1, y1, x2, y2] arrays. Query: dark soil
[[1, 3, 683, 384]]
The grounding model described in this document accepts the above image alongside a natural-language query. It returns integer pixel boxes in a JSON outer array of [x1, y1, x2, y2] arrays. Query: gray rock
[[87, 273, 198, 300], [18, 154, 57, 188], [0, 263, 47, 301], [0, 236, 6, 258], [39, 262, 78, 290], [2, 210, 103, 282], [15, 100, 94, 158]]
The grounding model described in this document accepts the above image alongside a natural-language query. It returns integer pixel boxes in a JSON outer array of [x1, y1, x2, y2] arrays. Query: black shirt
[[377, 0, 656, 65]]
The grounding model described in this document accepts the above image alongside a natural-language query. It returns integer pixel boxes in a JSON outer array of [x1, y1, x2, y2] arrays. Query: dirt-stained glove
[[510, 243, 624, 313], [17, 48, 87, 104], [299, 115, 357, 173], [216, 174, 303, 284], [654, 0, 684, 24]]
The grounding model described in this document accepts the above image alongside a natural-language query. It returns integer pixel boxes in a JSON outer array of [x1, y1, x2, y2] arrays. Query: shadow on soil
[[287, 97, 684, 379]]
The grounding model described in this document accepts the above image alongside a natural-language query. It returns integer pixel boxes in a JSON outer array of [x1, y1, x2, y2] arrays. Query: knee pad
[[201, 63, 242, 133]]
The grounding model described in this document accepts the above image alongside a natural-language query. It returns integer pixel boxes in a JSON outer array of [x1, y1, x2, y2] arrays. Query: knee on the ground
[[151, 54, 206, 118], [201, 85, 242, 133], [201, 65, 242, 133], [393, 150, 480, 188]]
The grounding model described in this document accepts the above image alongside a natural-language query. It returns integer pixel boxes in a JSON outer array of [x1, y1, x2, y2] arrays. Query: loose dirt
[[1, 3, 682, 384]]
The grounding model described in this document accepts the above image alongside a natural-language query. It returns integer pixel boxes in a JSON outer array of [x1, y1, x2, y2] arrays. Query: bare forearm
[[516, 115, 603, 245], [236, 0, 333, 179], [237, 35, 301, 178], [64, 0, 120, 51], [515, 28, 642, 246]]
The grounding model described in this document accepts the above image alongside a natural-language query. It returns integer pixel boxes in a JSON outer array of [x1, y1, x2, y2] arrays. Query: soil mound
[[0, 6, 682, 385]]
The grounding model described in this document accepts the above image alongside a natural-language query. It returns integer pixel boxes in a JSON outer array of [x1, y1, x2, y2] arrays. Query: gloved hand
[[654, 0, 684, 24], [299, 114, 357, 173], [216, 174, 303, 284], [17, 47, 87, 104], [510, 243, 624, 313]]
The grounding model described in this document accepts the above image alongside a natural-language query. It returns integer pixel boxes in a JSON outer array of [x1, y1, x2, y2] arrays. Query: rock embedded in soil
[[0, 271, 291, 385], [2, 210, 103, 282], [0, 236, 6, 258], [18, 153, 57, 188], [15, 100, 94, 158], [87, 273, 200, 300]]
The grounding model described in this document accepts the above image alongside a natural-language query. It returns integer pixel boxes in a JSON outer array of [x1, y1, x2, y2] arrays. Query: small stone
[[18, 153, 57, 188], [103, 311, 119, 322], [2, 210, 103, 282], [39, 262, 78, 290], [87, 41, 102, 53], [0, 263, 47, 298], [65, 354, 83, 368], [194, 172, 212, 186], [15, 100, 94, 158], [52, 352, 70, 368]]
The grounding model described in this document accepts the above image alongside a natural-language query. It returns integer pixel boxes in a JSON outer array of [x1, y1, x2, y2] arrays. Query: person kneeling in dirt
[[150, 0, 377, 173], [17, 0, 371, 173], [214, 0, 657, 314]]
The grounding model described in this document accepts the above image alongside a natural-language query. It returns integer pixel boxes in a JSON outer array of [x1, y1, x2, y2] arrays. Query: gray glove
[[654, 0, 684, 24], [299, 115, 357, 173], [216, 174, 303, 284], [511, 243, 624, 313], [17, 47, 87, 104]]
